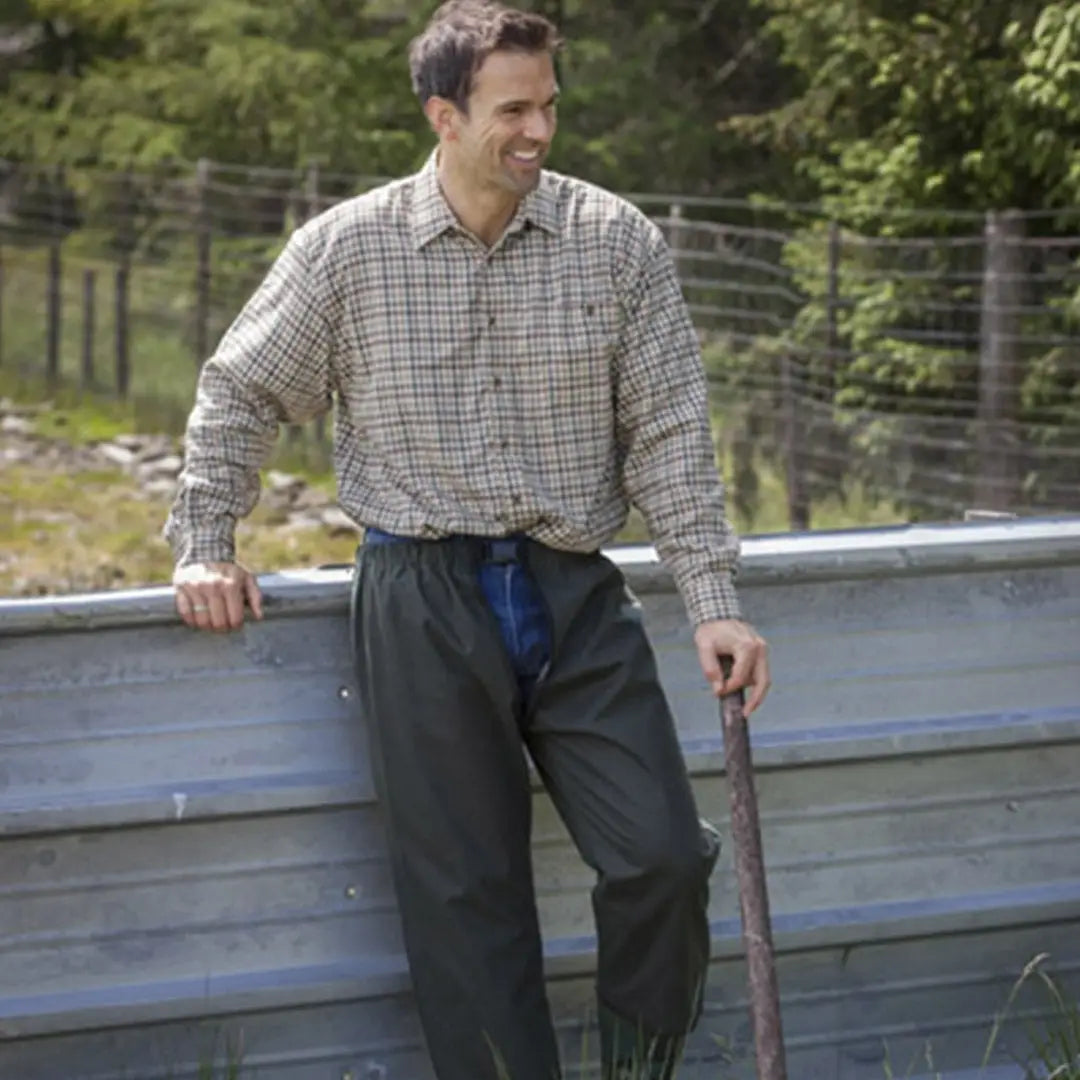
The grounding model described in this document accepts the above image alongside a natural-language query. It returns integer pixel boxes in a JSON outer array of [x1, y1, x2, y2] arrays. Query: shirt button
[[511, 494, 522, 505], [488, 314, 497, 329], [499, 438, 509, 450], [492, 376, 502, 389]]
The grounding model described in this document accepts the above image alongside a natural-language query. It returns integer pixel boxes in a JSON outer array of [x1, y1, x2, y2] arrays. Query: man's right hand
[[173, 561, 263, 633]]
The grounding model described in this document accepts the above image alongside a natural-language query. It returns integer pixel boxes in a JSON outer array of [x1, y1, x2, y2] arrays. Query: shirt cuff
[[164, 515, 237, 567], [677, 569, 743, 626]]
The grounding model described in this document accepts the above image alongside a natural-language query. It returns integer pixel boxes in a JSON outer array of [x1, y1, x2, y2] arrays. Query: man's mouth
[[507, 148, 543, 166]]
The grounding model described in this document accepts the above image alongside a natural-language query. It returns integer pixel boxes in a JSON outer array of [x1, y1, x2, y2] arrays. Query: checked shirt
[[164, 152, 742, 624]]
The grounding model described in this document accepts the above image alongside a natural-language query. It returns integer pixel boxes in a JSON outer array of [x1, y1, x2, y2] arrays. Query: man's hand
[[694, 618, 770, 715], [173, 561, 263, 633]]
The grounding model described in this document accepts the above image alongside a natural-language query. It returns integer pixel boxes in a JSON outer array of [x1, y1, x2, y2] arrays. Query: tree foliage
[[713, 0, 1080, 521], [2, 0, 1079, 521], [0, 0, 791, 196], [730, 0, 1080, 215]]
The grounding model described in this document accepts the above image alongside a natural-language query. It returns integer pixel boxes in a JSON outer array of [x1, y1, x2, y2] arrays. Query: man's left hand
[[693, 619, 771, 715]]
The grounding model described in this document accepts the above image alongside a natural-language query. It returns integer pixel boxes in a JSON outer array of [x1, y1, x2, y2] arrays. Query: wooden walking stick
[[720, 661, 788, 1080]]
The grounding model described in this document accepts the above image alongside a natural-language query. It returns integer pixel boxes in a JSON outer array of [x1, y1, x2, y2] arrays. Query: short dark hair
[[408, 1, 562, 112]]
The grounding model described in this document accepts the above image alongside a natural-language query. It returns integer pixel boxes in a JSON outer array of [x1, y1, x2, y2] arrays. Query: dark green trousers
[[351, 537, 719, 1080]]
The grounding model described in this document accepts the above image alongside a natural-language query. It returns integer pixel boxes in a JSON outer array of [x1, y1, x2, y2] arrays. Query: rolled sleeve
[[164, 228, 334, 567], [614, 224, 742, 625]]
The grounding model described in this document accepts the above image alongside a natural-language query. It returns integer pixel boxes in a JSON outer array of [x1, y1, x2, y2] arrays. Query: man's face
[[448, 49, 558, 197]]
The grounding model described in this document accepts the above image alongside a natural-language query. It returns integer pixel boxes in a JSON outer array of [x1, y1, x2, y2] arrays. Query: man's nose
[[523, 108, 554, 144]]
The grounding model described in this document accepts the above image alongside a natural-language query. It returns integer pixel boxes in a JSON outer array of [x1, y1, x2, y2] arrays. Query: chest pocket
[[541, 289, 624, 370]]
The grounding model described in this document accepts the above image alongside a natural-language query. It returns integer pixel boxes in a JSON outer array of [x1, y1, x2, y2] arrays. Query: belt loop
[[482, 537, 524, 564]]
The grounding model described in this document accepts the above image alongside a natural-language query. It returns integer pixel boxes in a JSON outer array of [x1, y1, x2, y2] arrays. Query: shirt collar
[[410, 148, 561, 250]]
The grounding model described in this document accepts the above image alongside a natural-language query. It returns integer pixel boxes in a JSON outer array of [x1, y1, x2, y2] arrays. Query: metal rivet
[[342, 1072, 354, 1080], [1006, 801, 1020, 812], [345, 885, 359, 899], [338, 686, 351, 700]]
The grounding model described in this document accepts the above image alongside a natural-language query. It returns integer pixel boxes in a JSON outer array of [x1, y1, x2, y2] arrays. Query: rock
[[112, 434, 146, 451], [1, 445, 33, 465], [134, 437, 180, 463], [319, 507, 360, 537], [135, 454, 183, 482], [1, 415, 36, 437], [141, 477, 179, 500], [264, 469, 307, 507], [98, 443, 138, 469], [266, 469, 304, 494], [0, 398, 50, 417], [292, 485, 333, 511]]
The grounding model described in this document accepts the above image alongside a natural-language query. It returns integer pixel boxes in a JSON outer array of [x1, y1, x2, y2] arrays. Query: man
[[166, 2, 770, 1078]]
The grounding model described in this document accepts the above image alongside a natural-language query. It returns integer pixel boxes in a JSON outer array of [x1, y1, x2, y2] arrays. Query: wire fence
[[2, 157, 1079, 530]]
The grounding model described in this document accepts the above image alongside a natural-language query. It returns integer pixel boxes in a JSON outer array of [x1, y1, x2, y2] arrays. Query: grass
[[0, 457, 360, 595], [0, 369, 910, 598], [988, 954, 1080, 1079], [0, 240, 205, 415], [0, 243, 908, 598], [162, 957, 1080, 1080], [877, 953, 1080, 1080]]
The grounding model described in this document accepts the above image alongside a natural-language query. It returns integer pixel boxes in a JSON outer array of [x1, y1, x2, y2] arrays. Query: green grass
[[0, 235, 912, 536], [0, 239, 909, 598], [0, 371, 907, 597], [0, 240, 201, 412], [877, 953, 1080, 1080], [989, 953, 1080, 1079], [0, 457, 359, 595], [160, 959, 1080, 1080]]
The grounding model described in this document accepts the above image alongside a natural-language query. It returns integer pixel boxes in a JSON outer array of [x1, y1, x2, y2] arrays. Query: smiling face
[[440, 49, 558, 198]]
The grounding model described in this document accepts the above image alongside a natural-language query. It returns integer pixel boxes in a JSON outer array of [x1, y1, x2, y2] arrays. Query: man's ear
[[423, 95, 462, 141]]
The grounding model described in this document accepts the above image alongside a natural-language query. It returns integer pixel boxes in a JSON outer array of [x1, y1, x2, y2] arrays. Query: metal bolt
[[342, 1071, 354, 1080], [338, 686, 351, 700], [1006, 800, 1020, 812], [345, 885, 359, 899]]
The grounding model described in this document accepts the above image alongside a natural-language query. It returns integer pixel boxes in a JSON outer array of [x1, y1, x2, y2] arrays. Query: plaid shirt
[[164, 152, 741, 624]]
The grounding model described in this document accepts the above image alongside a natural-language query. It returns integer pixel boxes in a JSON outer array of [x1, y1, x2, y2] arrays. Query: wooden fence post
[[975, 210, 1025, 511], [782, 352, 810, 531], [305, 162, 321, 221], [46, 166, 65, 389], [669, 201, 688, 282], [81, 269, 96, 391], [46, 243, 61, 390], [115, 259, 130, 398], [195, 158, 212, 367], [825, 221, 841, 384]]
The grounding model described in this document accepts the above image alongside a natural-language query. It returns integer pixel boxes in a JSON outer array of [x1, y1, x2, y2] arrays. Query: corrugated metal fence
[[2, 518, 1080, 1079]]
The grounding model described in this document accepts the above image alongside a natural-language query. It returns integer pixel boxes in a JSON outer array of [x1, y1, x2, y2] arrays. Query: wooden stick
[[720, 678, 788, 1080]]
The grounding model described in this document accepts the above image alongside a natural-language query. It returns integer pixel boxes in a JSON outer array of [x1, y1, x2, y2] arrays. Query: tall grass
[[142, 957, 1080, 1080], [983, 953, 1080, 1079]]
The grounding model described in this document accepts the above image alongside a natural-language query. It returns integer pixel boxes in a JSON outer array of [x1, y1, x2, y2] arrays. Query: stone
[[292, 485, 332, 511], [1, 415, 36, 437], [134, 437, 179, 463], [98, 443, 138, 469], [141, 477, 179, 500], [112, 434, 148, 451], [136, 454, 183, 481], [319, 507, 360, 537]]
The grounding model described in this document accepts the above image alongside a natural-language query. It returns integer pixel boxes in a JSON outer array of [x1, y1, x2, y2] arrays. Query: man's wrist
[[682, 573, 742, 627]]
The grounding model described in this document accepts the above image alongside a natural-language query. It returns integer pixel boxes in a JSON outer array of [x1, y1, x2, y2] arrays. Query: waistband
[[365, 527, 528, 565]]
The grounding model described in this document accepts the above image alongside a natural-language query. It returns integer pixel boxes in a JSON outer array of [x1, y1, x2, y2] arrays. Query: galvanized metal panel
[[1, 518, 1079, 1079]]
